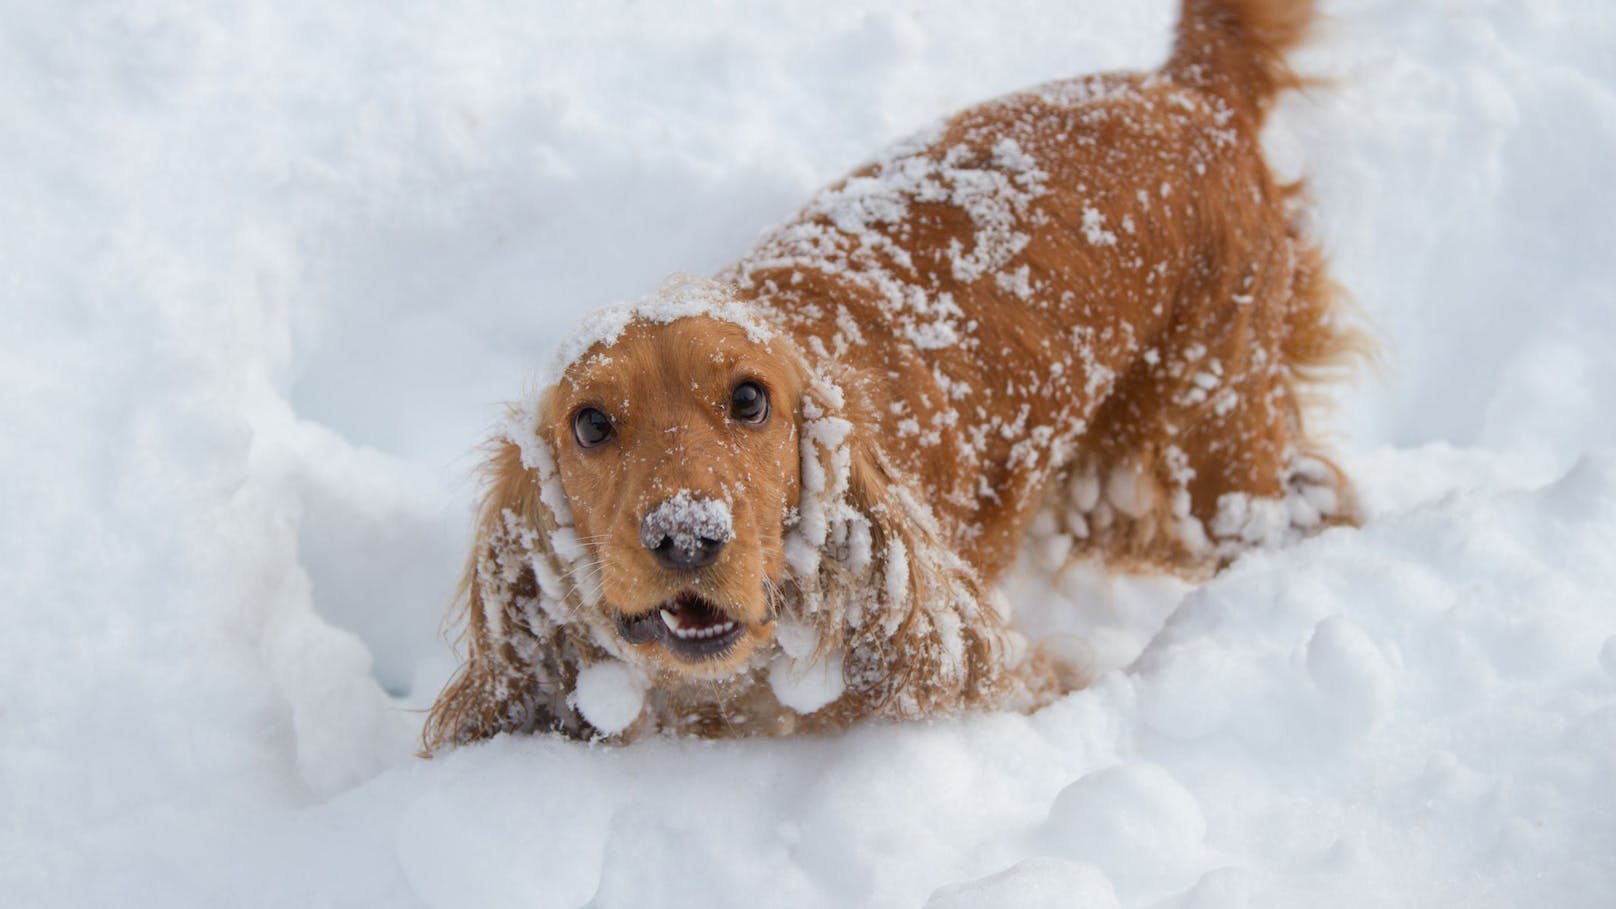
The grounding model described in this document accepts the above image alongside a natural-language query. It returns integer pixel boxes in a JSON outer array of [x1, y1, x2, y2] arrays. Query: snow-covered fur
[[424, 0, 1367, 748]]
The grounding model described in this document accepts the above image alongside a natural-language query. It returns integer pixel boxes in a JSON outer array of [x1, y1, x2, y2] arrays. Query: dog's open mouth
[[615, 592, 746, 660]]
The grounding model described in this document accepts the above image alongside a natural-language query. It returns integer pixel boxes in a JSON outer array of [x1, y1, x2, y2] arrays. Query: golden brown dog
[[425, 0, 1366, 748]]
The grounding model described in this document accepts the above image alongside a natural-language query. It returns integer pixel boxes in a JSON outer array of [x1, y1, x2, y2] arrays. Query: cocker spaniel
[[425, 0, 1366, 748]]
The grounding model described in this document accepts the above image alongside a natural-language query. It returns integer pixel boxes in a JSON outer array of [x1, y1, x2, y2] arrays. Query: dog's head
[[540, 301, 805, 676]]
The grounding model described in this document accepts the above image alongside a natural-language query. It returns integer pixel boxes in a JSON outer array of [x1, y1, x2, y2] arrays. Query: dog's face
[[544, 315, 804, 678]]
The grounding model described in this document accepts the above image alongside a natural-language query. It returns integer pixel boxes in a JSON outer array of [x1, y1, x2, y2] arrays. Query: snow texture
[[542, 273, 775, 385], [639, 490, 736, 555], [768, 648, 847, 714], [3, 1, 1615, 907], [571, 662, 650, 736]]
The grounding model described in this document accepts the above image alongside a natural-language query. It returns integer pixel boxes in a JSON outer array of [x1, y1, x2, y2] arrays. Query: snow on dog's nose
[[640, 491, 734, 571]]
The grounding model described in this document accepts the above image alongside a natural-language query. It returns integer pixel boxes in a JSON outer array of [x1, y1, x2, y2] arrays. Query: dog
[[424, 0, 1366, 748]]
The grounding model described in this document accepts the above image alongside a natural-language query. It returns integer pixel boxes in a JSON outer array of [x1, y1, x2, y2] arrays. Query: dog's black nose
[[646, 533, 726, 570], [640, 493, 734, 572]]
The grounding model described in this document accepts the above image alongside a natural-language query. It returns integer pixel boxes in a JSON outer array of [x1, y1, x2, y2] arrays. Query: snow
[[769, 649, 847, 715], [639, 489, 736, 557], [542, 274, 776, 386], [2, 1, 1614, 907], [571, 662, 649, 736], [926, 859, 1122, 909]]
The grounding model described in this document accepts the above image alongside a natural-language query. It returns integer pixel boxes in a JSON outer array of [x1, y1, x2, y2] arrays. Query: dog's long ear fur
[[780, 370, 1047, 724], [422, 403, 609, 752]]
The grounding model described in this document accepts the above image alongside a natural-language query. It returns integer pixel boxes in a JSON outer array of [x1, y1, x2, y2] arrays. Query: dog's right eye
[[572, 407, 615, 448]]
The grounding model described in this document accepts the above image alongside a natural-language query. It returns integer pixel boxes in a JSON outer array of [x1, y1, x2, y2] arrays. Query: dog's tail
[[1166, 0, 1315, 120]]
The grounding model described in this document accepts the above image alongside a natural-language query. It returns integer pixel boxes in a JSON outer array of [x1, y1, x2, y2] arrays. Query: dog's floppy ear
[[779, 371, 1035, 721], [422, 401, 607, 751]]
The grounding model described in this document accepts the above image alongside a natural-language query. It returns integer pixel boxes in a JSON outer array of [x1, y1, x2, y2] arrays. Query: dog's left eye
[[730, 381, 770, 424]]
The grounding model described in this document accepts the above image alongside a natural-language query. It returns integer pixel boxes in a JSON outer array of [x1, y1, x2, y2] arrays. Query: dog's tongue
[[667, 593, 725, 629], [617, 594, 729, 645]]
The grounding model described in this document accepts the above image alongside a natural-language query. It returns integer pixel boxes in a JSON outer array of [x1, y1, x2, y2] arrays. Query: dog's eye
[[730, 381, 770, 425], [572, 407, 615, 448]]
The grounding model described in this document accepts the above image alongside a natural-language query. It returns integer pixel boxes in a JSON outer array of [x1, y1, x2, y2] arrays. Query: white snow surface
[[3, 1, 1615, 907]]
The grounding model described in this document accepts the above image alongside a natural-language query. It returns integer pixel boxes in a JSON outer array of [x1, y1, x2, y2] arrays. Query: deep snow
[[2, 1, 1613, 907]]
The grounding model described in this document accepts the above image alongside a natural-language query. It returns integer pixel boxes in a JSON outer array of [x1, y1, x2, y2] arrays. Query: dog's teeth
[[660, 611, 738, 644]]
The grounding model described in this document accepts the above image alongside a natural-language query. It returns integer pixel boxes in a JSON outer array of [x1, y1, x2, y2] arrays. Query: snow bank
[[2, 0, 1613, 906], [199, 454, 1615, 909]]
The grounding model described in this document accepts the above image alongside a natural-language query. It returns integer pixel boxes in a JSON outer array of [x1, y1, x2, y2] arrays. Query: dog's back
[[727, 0, 1363, 581]]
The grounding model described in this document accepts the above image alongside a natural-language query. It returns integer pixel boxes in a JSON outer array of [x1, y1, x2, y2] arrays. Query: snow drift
[[2, 1, 1613, 906]]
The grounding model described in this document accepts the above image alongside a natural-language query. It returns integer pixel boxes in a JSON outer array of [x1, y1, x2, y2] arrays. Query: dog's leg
[[1171, 237, 1365, 560], [1048, 233, 1363, 574]]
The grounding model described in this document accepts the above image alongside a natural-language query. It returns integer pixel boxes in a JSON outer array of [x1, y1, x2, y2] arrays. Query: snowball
[[773, 618, 822, 661], [570, 662, 649, 736], [768, 651, 845, 715], [1104, 461, 1155, 518]]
